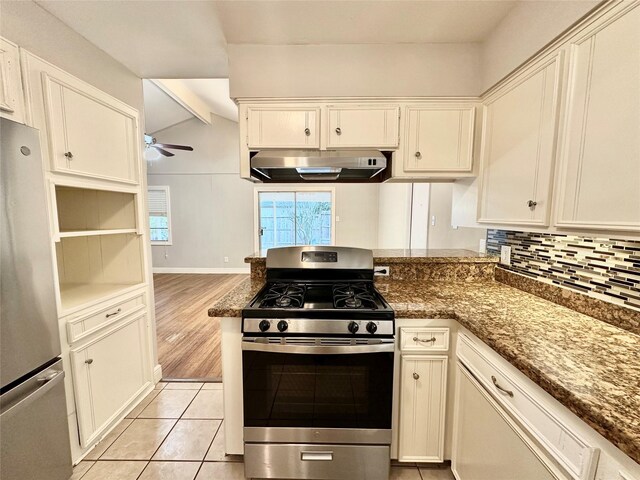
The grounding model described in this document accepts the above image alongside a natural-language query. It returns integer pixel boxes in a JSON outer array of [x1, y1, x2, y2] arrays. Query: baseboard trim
[[152, 267, 250, 274], [153, 364, 163, 383]]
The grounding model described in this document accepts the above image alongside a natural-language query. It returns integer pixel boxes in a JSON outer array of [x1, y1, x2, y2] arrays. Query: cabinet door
[[247, 106, 320, 148], [43, 73, 140, 184], [327, 105, 399, 148], [0, 38, 25, 124], [556, 3, 640, 232], [478, 54, 562, 226], [71, 313, 148, 446], [398, 355, 447, 462], [404, 105, 475, 172], [452, 365, 565, 480]]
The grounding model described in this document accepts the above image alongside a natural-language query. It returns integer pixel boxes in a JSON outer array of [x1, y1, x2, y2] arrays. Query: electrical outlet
[[479, 239, 487, 253], [336, 215, 340, 222], [374, 266, 390, 276], [224, 256, 229, 263], [500, 246, 511, 266], [431, 215, 436, 226]]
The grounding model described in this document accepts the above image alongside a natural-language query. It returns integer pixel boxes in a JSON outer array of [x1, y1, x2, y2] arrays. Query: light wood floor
[[153, 273, 248, 380]]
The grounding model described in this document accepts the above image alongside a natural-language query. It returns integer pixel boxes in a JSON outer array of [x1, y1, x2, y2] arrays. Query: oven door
[[242, 338, 394, 445]]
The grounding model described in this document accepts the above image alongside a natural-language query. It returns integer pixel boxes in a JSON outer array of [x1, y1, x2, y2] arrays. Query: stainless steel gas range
[[242, 246, 394, 480]]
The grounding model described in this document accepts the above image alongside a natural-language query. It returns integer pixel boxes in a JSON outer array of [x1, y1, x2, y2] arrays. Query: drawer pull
[[413, 372, 420, 380], [301, 451, 333, 461], [106, 308, 122, 318], [304, 128, 311, 136], [413, 336, 436, 344], [85, 359, 94, 365], [491, 375, 514, 397]]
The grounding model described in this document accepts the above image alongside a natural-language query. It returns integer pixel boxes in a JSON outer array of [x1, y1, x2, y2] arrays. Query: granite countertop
[[208, 278, 640, 464], [245, 248, 498, 264]]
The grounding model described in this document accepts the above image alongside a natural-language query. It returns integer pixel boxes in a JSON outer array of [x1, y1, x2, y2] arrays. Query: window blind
[[148, 188, 168, 216]]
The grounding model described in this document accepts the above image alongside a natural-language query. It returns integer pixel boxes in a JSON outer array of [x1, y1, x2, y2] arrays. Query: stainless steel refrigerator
[[0, 118, 72, 480]]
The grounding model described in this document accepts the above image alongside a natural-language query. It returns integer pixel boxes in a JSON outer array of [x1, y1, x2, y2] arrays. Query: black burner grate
[[259, 283, 306, 308], [332, 282, 378, 309]]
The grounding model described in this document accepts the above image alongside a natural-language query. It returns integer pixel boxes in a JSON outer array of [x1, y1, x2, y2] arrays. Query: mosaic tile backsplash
[[486, 230, 640, 310]]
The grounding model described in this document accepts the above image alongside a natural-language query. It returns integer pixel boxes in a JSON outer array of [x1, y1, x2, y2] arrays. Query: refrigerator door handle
[[0, 370, 65, 420]]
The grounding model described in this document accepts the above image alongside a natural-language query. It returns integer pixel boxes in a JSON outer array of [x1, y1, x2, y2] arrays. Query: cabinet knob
[[85, 358, 94, 365], [304, 128, 311, 136], [335, 127, 342, 135], [527, 200, 538, 209], [64, 151, 74, 160], [413, 372, 420, 380], [414, 151, 421, 158]]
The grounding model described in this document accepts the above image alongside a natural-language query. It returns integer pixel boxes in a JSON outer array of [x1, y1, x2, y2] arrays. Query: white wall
[[229, 43, 481, 98], [480, 1, 599, 92], [148, 115, 254, 271], [334, 185, 380, 249], [377, 183, 412, 249], [1, 0, 143, 111], [428, 183, 486, 251]]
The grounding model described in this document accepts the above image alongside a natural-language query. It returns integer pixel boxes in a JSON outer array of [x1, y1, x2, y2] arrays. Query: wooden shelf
[[58, 228, 139, 239], [60, 283, 145, 312]]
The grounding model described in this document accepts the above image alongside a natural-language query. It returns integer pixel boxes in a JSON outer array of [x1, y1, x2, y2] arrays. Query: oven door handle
[[241, 341, 394, 355]]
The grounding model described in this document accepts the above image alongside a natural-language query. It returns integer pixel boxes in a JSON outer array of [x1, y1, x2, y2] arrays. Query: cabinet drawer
[[66, 293, 145, 344], [400, 327, 449, 352], [457, 334, 598, 480]]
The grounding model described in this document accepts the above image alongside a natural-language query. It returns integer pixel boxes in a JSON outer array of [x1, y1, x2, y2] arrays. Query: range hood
[[250, 150, 388, 183]]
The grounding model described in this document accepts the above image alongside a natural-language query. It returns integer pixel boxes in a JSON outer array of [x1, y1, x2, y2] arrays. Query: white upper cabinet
[[0, 37, 25, 124], [326, 105, 399, 148], [478, 53, 562, 227], [403, 105, 475, 173], [555, 3, 640, 232], [43, 73, 140, 184], [247, 106, 320, 149]]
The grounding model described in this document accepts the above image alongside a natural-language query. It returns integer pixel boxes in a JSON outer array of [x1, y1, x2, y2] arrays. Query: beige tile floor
[[71, 381, 455, 480]]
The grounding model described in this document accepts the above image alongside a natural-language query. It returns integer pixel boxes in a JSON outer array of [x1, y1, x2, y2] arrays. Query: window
[[256, 188, 334, 251], [148, 186, 172, 245]]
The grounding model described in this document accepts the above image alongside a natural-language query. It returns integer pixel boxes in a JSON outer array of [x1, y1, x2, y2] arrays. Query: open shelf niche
[[55, 232, 145, 312], [55, 186, 138, 236]]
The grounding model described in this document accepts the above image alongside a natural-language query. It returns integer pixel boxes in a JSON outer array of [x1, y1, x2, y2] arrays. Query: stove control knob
[[277, 320, 288, 332], [258, 320, 271, 332], [366, 322, 378, 334], [348, 321, 359, 334]]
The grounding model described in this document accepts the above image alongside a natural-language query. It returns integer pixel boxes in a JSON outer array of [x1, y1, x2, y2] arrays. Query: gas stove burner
[[259, 283, 306, 308], [333, 283, 378, 310]]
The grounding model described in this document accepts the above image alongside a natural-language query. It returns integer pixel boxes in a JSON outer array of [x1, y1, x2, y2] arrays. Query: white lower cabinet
[[398, 355, 448, 462], [70, 312, 149, 447], [452, 364, 566, 480]]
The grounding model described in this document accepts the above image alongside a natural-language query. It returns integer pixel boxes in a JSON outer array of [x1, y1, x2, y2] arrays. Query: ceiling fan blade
[[154, 143, 194, 151], [153, 146, 175, 157]]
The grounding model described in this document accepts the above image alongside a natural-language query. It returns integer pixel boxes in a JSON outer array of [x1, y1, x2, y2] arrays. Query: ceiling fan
[[144, 134, 193, 157]]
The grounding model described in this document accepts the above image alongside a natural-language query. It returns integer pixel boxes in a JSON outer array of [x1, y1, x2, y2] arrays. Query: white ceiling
[[177, 79, 238, 122], [36, 0, 229, 78], [215, 1, 517, 45], [142, 80, 194, 134], [36, 1, 520, 79], [143, 79, 238, 133]]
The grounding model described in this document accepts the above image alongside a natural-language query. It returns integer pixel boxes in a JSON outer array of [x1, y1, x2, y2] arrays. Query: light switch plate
[[500, 246, 511, 266], [479, 239, 487, 253]]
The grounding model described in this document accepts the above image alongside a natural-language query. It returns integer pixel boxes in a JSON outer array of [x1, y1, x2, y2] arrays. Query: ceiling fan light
[[144, 147, 161, 162]]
